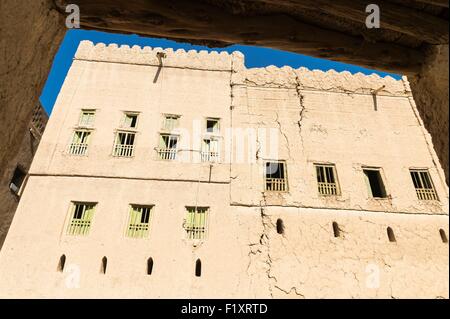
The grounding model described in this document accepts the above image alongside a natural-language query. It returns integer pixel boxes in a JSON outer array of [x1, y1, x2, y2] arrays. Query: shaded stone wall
[[0, 0, 65, 248], [0, 0, 65, 202], [0, 103, 48, 249], [409, 45, 449, 184]]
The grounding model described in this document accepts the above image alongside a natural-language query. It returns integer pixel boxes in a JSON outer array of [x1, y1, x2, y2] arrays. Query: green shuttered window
[[185, 207, 209, 240], [126, 205, 153, 239], [67, 202, 96, 236]]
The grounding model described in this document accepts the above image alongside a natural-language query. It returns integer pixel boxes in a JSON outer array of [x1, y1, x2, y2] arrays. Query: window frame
[[157, 133, 179, 160], [205, 117, 220, 135], [112, 130, 136, 157], [162, 114, 180, 132], [66, 202, 97, 236], [409, 168, 439, 201], [121, 111, 140, 129], [78, 109, 96, 128], [201, 137, 220, 163], [184, 206, 210, 241], [125, 204, 154, 239], [9, 165, 26, 196], [314, 163, 341, 196], [68, 129, 92, 156], [362, 167, 388, 199], [264, 160, 288, 192]]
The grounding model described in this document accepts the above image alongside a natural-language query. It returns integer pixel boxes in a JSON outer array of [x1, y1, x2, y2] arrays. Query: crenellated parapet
[[74, 40, 409, 96], [233, 65, 409, 96], [74, 40, 244, 71]]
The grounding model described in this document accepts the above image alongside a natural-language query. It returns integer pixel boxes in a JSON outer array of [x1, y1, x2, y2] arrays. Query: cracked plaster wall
[[0, 42, 448, 298]]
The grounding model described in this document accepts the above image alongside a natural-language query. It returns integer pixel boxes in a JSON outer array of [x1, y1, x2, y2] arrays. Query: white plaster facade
[[0, 41, 448, 298]]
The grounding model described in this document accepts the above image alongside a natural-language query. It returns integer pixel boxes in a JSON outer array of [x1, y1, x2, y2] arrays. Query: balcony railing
[[265, 178, 287, 192], [67, 219, 91, 236], [113, 144, 134, 157], [416, 188, 438, 201], [201, 151, 219, 163], [68, 143, 88, 156], [158, 148, 177, 160], [127, 223, 149, 238], [318, 182, 338, 196], [186, 226, 207, 240]]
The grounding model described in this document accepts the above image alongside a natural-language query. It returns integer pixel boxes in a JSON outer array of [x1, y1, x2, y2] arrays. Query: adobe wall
[[0, 41, 447, 298], [0, 176, 447, 298]]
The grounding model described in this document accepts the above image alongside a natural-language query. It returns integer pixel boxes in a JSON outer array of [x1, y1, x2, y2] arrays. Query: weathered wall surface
[[409, 45, 449, 184], [0, 43, 448, 298], [0, 104, 48, 249], [0, 176, 447, 298], [31, 42, 236, 183], [0, 3, 447, 247], [230, 67, 448, 215], [0, 0, 64, 248], [53, 0, 449, 182], [0, 0, 64, 175]]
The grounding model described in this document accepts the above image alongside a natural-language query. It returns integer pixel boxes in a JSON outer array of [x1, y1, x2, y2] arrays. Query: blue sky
[[40, 29, 401, 115]]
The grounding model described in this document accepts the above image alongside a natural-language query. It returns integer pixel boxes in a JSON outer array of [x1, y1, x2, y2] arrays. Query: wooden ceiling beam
[[259, 0, 448, 44], [58, 0, 429, 74]]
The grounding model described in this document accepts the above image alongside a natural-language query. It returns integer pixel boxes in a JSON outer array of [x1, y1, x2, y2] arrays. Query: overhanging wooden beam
[[260, 0, 449, 44], [58, 0, 426, 75]]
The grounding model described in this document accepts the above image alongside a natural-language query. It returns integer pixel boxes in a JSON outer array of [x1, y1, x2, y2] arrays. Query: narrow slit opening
[[439, 229, 448, 243], [332, 221, 340, 238], [276, 218, 284, 235], [101, 256, 108, 274], [147, 257, 154, 275], [387, 227, 396, 242], [57, 254, 66, 272], [195, 259, 202, 277]]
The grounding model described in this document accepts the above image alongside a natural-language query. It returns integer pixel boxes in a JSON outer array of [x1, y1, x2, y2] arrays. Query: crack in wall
[[233, 55, 447, 300], [295, 76, 306, 150], [246, 199, 280, 298], [274, 111, 292, 160]]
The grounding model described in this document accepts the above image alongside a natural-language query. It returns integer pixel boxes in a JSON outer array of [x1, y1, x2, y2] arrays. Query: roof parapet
[[75, 40, 244, 71], [233, 65, 409, 96], [74, 40, 409, 95]]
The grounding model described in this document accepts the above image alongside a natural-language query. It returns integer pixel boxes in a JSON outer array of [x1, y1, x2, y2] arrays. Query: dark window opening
[[147, 257, 154, 275], [316, 165, 336, 184], [387, 227, 396, 242], [206, 119, 219, 133], [10, 166, 26, 194], [276, 219, 284, 235], [130, 116, 137, 128], [266, 162, 285, 179], [265, 161, 287, 191], [195, 259, 202, 277], [363, 169, 387, 198], [101, 256, 108, 274], [124, 113, 138, 128], [332, 222, 340, 238], [73, 204, 84, 219], [140, 207, 151, 224], [439, 229, 448, 244], [57, 254, 66, 272], [118, 132, 135, 146]]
